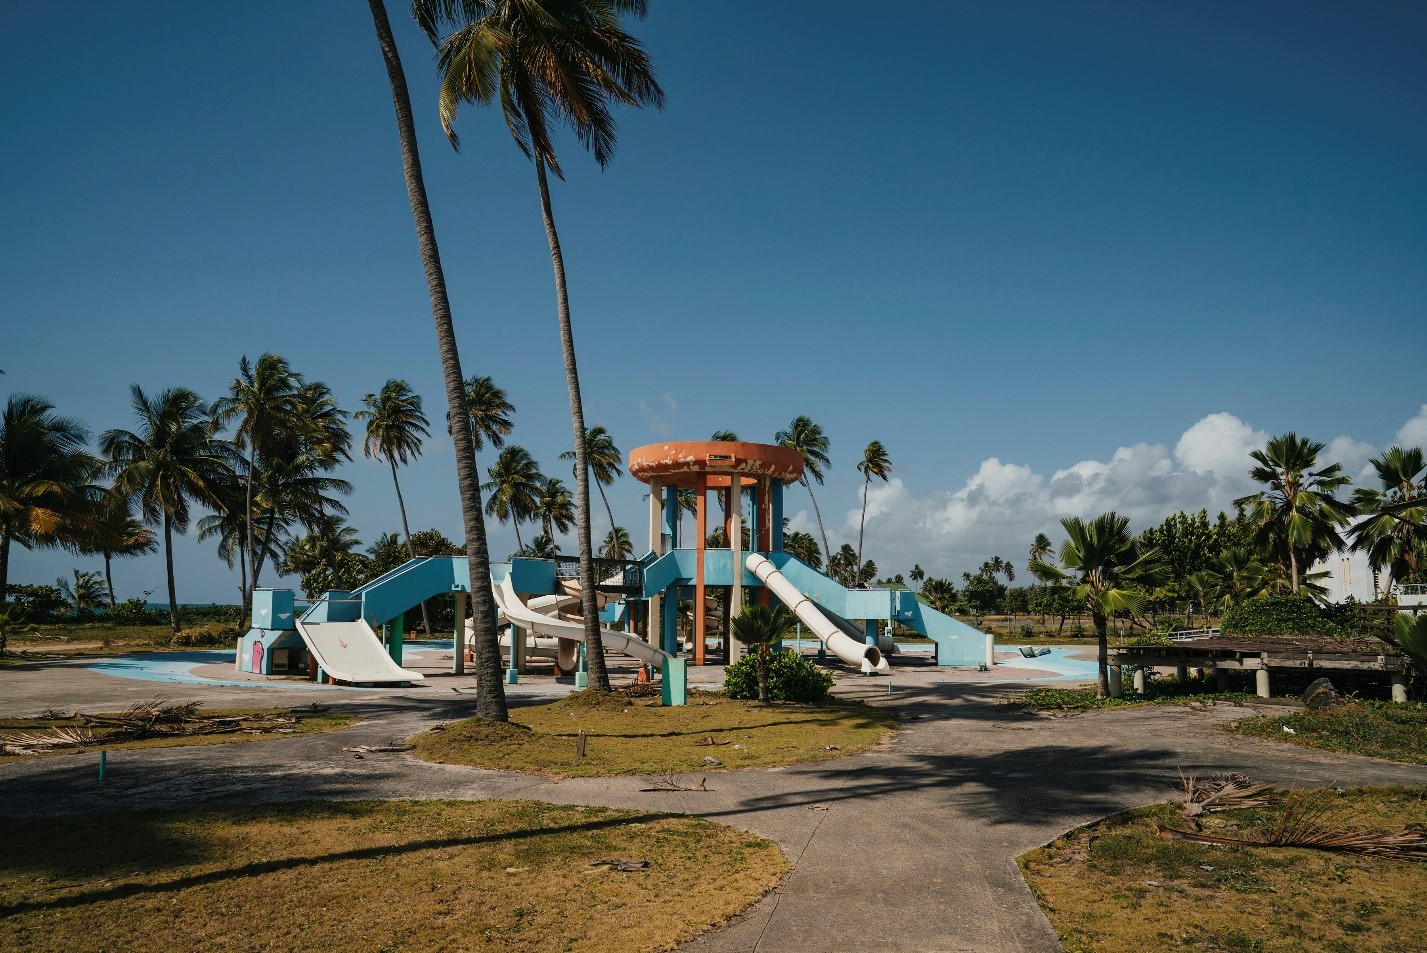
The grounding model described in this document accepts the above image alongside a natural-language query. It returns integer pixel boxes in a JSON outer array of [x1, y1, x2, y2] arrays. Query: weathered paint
[[628, 441, 804, 488]]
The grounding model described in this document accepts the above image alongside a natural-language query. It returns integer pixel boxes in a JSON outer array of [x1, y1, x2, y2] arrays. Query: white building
[[1308, 546, 1380, 603]]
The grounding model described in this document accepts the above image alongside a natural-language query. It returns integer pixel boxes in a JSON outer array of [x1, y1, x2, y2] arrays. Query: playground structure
[[234, 439, 987, 686]]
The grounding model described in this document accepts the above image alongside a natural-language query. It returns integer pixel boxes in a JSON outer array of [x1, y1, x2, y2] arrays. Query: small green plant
[[724, 649, 832, 703], [1221, 593, 1352, 640], [168, 622, 239, 648], [0, 605, 38, 657]]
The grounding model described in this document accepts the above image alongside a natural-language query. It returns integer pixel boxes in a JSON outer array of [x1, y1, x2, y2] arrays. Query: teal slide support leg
[[662, 587, 679, 656], [506, 622, 519, 684], [864, 618, 878, 646], [388, 614, 404, 665], [661, 657, 687, 706], [575, 644, 589, 689]]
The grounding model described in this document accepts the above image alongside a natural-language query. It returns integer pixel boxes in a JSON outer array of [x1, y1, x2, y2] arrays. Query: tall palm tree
[[367, 0, 507, 721], [560, 425, 622, 534], [211, 353, 302, 621], [482, 446, 544, 549], [783, 530, 822, 570], [711, 430, 739, 442], [602, 525, 633, 560], [856, 440, 892, 567], [1349, 446, 1427, 590], [909, 564, 925, 590], [775, 416, 833, 563], [0, 394, 95, 605], [57, 569, 106, 622], [82, 491, 157, 605], [432, 0, 663, 693], [536, 476, 576, 542], [357, 380, 432, 631], [102, 386, 236, 635], [1234, 433, 1355, 592], [1031, 512, 1169, 698], [1029, 532, 1054, 568], [1185, 545, 1274, 615]]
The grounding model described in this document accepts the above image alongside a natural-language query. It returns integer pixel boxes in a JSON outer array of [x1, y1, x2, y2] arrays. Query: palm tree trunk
[[243, 446, 256, 627], [1093, 608, 1109, 698], [513, 519, 524, 551], [534, 154, 609, 692], [1289, 549, 1299, 593], [802, 476, 832, 567], [857, 474, 870, 567], [0, 530, 11, 606], [757, 644, 770, 703], [252, 511, 279, 586], [164, 514, 180, 636], [368, 0, 506, 720], [390, 456, 433, 635], [104, 555, 116, 607], [596, 481, 617, 542]]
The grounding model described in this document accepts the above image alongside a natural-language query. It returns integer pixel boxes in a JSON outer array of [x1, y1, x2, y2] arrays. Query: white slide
[[295, 620, 425, 684], [746, 553, 889, 674], [491, 574, 671, 666]]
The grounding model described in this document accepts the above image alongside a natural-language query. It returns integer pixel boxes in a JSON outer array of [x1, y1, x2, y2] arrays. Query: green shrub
[[168, 622, 239, 648], [97, 598, 166, 627], [1221, 594, 1352, 640], [724, 649, 833, 703]]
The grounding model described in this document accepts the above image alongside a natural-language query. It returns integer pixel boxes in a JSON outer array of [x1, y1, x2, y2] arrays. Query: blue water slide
[[767, 553, 985, 667]]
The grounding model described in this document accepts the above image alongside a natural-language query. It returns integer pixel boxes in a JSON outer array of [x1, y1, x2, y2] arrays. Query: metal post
[[452, 591, 467, 675]]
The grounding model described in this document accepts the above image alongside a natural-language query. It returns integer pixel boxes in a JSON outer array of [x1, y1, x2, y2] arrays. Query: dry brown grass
[[413, 689, 896, 779], [0, 705, 355, 763], [0, 800, 787, 953], [1020, 787, 1427, 953]]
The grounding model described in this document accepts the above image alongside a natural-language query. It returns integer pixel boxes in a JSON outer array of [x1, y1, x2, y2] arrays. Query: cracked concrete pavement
[[4, 655, 1426, 953]]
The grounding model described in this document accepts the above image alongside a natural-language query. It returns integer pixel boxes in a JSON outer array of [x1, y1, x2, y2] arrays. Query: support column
[[728, 474, 743, 664], [452, 591, 467, 675], [506, 621, 520, 683], [1176, 663, 1188, 683], [1392, 673, 1408, 704], [662, 586, 679, 656], [388, 613, 404, 666], [1108, 664, 1123, 698], [647, 479, 664, 651], [694, 478, 707, 665], [771, 481, 784, 552], [663, 484, 680, 549], [1132, 667, 1146, 693], [1255, 668, 1271, 699], [1215, 665, 1230, 691]]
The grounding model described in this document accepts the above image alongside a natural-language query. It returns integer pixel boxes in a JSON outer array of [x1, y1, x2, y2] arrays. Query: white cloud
[[1174, 412, 1267, 479], [638, 391, 678, 436], [1396, 404, 1427, 450], [1325, 435, 1378, 484]]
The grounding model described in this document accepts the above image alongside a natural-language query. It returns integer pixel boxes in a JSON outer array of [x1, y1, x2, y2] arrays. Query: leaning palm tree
[[1031, 512, 1169, 698], [0, 394, 96, 604], [783, 530, 822, 570], [856, 440, 892, 567], [560, 425, 622, 534], [431, 0, 663, 693], [536, 476, 576, 542], [775, 416, 833, 562], [1234, 433, 1356, 592], [1349, 446, 1427, 591], [82, 491, 157, 605], [482, 446, 544, 549], [102, 386, 236, 635], [211, 354, 302, 621], [366, 0, 507, 721], [731, 603, 796, 703]]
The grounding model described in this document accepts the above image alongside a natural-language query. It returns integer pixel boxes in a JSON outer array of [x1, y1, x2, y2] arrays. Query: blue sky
[[4, 1, 1425, 603]]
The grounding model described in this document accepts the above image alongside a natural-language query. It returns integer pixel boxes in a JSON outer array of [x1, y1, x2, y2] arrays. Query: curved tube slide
[[490, 574, 671, 666], [746, 553, 889, 674]]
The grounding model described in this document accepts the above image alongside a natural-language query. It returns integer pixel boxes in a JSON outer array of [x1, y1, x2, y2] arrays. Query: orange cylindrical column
[[694, 475, 707, 665]]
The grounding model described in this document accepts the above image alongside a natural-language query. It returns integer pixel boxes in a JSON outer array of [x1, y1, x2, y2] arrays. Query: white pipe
[[984, 633, 995, 668], [745, 553, 888, 674], [491, 574, 670, 666]]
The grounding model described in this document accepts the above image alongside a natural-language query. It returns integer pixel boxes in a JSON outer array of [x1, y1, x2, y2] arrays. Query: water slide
[[746, 553, 890, 674], [491, 574, 671, 666], [293, 619, 425, 685]]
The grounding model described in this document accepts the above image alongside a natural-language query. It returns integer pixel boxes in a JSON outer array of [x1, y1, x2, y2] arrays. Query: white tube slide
[[491, 574, 670, 666], [815, 602, 900, 656], [745, 553, 889, 674]]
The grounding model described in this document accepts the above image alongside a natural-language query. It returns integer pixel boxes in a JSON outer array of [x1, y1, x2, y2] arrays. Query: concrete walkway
[[3, 658, 1426, 953]]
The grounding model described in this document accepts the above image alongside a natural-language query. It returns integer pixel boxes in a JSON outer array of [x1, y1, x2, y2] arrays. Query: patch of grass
[[0, 706, 356, 763], [414, 689, 896, 778], [1232, 701, 1427, 765], [0, 799, 787, 953], [1021, 787, 1427, 953], [1008, 683, 1255, 713]]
